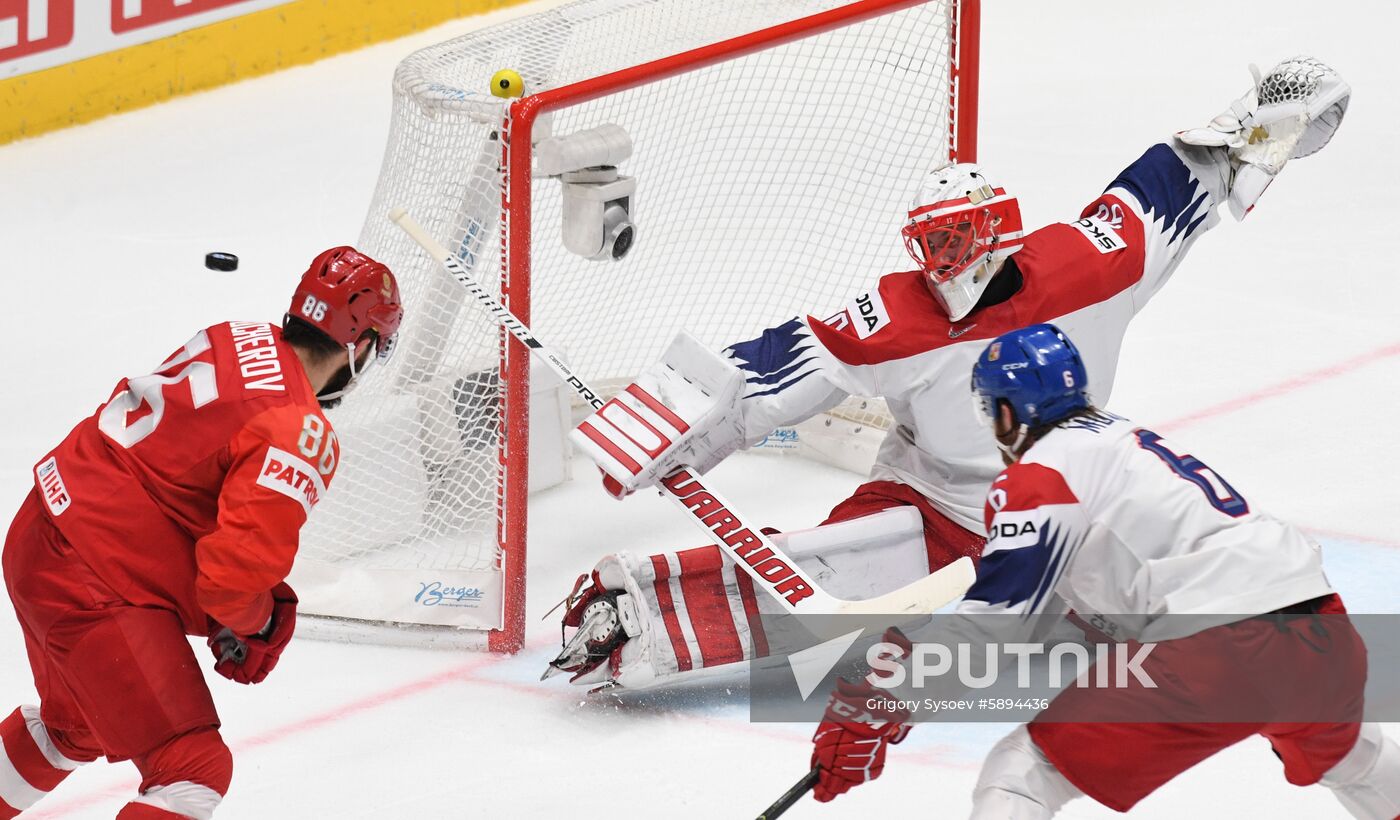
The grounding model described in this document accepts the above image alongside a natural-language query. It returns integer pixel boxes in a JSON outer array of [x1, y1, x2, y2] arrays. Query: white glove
[[1176, 56, 1349, 219], [570, 332, 746, 498]]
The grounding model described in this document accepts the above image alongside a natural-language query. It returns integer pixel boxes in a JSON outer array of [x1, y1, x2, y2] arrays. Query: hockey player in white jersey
[[804, 323, 1400, 818], [545, 57, 1352, 689]]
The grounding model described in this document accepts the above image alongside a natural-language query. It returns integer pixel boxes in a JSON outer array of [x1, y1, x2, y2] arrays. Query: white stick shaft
[[389, 208, 606, 410], [388, 207, 973, 617]]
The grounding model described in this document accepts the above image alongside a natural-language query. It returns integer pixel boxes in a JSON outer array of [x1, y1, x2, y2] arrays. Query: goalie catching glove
[[1176, 55, 1349, 220], [570, 332, 747, 499]]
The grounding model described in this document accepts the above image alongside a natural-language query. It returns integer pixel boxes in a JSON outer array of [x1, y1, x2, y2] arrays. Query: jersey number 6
[[1134, 429, 1249, 518]]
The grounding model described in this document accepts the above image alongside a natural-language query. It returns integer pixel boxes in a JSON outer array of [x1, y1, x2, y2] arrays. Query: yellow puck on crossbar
[[490, 69, 525, 98]]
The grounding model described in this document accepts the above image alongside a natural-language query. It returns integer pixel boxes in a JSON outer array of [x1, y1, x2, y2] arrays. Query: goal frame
[[489, 0, 981, 653]]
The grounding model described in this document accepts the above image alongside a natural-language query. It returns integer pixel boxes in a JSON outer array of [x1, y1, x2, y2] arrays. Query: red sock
[[0, 706, 85, 818], [120, 728, 231, 820]]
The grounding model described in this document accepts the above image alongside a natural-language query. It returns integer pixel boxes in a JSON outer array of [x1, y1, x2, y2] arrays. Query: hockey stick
[[389, 207, 974, 617], [757, 768, 819, 819]]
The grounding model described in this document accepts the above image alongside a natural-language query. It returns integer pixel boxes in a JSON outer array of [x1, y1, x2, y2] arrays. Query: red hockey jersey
[[31, 321, 338, 636]]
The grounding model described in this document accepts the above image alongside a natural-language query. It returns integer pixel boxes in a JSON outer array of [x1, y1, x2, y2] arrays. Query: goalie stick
[[388, 207, 975, 617]]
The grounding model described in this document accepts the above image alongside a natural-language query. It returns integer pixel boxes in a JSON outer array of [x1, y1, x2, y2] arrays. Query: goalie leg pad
[[550, 506, 932, 689], [822, 479, 986, 570]]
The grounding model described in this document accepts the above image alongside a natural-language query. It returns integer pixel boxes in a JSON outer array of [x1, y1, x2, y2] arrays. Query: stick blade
[[836, 556, 974, 616]]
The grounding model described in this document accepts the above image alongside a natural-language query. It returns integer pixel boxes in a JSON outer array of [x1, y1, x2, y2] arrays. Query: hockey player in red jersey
[[0, 247, 402, 819], [545, 57, 1354, 689], [806, 324, 1400, 818]]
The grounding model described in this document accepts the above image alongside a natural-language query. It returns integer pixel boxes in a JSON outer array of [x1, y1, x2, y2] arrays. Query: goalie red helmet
[[289, 246, 403, 360], [901, 163, 1024, 321]]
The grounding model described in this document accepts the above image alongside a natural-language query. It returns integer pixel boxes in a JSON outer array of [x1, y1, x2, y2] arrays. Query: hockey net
[[293, 0, 978, 651]]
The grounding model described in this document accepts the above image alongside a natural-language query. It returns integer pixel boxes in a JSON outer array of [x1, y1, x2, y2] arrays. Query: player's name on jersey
[[229, 322, 287, 392]]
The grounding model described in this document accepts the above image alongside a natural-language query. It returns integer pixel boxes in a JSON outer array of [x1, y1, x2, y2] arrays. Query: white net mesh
[[298, 0, 967, 632]]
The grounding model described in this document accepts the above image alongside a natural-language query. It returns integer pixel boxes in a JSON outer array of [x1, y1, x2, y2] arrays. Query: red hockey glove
[[810, 628, 913, 802], [208, 582, 298, 685]]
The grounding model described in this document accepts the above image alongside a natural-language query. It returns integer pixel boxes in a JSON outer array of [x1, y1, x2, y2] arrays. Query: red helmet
[[288, 246, 403, 357]]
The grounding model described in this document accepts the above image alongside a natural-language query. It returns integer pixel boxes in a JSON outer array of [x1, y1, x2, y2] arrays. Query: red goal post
[[295, 0, 980, 653], [498, 0, 981, 651]]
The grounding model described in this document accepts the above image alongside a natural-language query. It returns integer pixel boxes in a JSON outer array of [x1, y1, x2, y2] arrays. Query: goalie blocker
[[570, 332, 747, 500]]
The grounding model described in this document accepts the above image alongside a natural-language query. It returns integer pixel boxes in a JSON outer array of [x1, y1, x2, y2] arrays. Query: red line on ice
[[1157, 340, 1400, 432], [25, 650, 517, 818], [1300, 525, 1400, 551]]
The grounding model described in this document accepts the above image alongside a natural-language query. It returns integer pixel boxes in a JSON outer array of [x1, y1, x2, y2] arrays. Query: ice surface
[[0, 0, 1396, 816]]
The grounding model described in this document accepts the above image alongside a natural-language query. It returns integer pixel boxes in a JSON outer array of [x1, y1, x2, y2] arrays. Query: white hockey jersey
[[724, 142, 1232, 534], [959, 412, 1334, 641]]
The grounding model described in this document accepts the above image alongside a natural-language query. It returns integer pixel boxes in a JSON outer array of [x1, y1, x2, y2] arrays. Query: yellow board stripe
[[0, 0, 527, 146]]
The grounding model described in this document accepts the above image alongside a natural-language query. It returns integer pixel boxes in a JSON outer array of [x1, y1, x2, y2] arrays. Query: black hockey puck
[[205, 252, 239, 271]]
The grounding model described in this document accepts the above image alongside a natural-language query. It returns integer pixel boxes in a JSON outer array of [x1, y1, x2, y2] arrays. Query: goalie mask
[[902, 163, 1024, 321]]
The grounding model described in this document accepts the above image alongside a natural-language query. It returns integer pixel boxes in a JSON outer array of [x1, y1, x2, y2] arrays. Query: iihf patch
[[1069, 216, 1127, 254], [35, 456, 71, 516]]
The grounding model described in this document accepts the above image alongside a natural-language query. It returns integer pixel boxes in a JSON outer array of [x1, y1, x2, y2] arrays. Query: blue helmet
[[972, 323, 1090, 428]]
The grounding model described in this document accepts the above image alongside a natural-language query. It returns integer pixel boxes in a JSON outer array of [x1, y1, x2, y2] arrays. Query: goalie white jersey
[[961, 413, 1335, 641], [724, 142, 1231, 534]]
